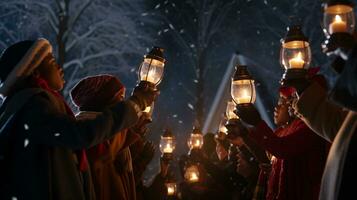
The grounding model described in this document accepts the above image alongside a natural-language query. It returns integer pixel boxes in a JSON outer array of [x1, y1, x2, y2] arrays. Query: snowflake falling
[[24, 124, 29, 130], [178, 120, 183, 124], [187, 103, 194, 110], [24, 139, 29, 148], [154, 4, 160, 9], [54, 133, 61, 137], [12, 197, 18, 200], [172, 114, 178, 118]]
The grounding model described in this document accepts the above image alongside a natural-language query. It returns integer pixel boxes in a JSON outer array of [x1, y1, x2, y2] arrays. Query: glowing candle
[[329, 15, 347, 34], [239, 89, 251, 103], [190, 172, 199, 182], [166, 184, 176, 196], [143, 106, 151, 113], [163, 143, 173, 153], [288, 52, 305, 69]]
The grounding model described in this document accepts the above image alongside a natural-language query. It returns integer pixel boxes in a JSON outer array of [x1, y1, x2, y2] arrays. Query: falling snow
[[154, 4, 160, 9], [12, 197, 18, 200], [24, 124, 29, 130], [188, 103, 194, 110], [172, 114, 178, 118], [54, 133, 61, 137], [163, 28, 169, 32], [24, 139, 29, 148]]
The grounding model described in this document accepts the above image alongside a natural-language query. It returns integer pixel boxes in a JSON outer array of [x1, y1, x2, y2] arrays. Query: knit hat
[[70, 74, 125, 111], [0, 38, 52, 98]]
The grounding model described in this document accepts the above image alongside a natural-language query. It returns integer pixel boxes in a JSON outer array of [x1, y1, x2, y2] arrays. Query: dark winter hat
[[0, 38, 52, 97], [70, 74, 125, 111]]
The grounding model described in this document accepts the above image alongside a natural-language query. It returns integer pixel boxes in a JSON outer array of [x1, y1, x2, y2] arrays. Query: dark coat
[[0, 88, 138, 200]]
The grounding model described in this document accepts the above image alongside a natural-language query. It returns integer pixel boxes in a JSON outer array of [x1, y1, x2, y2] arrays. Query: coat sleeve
[[17, 93, 139, 150], [293, 81, 348, 142], [249, 120, 324, 159]]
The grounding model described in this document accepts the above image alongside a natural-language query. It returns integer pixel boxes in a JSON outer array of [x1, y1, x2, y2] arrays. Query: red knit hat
[[70, 74, 125, 111]]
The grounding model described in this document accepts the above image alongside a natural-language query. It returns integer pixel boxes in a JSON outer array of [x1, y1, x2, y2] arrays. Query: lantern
[[226, 101, 239, 120], [138, 46, 165, 86], [231, 65, 256, 105], [160, 129, 176, 161], [323, 0, 355, 36], [280, 24, 311, 80], [166, 182, 177, 196], [184, 164, 200, 183], [187, 127, 204, 150]]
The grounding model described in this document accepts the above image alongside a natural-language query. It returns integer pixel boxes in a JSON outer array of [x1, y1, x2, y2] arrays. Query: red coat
[[249, 119, 329, 200]]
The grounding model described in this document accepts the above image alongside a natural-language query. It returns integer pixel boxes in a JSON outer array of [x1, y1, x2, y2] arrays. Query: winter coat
[[249, 119, 329, 200], [76, 111, 140, 200], [0, 88, 138, 200], [294, 80, 357, 200]]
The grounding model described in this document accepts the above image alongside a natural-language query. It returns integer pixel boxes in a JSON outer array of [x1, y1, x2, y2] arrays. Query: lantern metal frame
[[280, 24, 311, 82], [160, 129, 176, 162], [231, 65, 256, 106], [138, 46, 166, 87]]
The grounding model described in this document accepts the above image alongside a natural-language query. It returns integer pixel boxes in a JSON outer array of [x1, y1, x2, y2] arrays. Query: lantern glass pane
[[280, 41, 311, 70], [160, 136, 175, 154], [187, 133, 204, 150], [184, 165, 200, 183], [231, 80, 256, 104], [139, 58, 165, 85], [226, 101, 239, 120], [323, 5, 355, 35]]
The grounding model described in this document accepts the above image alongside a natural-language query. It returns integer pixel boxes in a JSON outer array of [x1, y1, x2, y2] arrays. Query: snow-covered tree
[[0, 0, 156, 98]]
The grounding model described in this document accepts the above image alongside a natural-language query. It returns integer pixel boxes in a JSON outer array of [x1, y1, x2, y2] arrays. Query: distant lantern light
[[184, 164, 200, 183], [323, 0, 355, 36], [138, 46, 165, 86], [160, 129, 176, 161], [187, 127, 204, 150], [166, 182, 177, 196], [226, 101, 239, 120], [231, 65, 256, 105]]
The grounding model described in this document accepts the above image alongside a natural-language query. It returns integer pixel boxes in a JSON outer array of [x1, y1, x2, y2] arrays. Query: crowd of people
[[0, 2, 357, 200]]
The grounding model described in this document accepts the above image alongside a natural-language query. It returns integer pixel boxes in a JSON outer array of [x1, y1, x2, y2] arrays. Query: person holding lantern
[[287, 1, 357, 199], [232, 86, 330, 200], [0, 39, 157, 200]]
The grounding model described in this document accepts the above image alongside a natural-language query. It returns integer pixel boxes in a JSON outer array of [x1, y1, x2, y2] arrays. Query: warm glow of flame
[[167, 185, 175, 195], [288, 52, 305, 68], [335, 15, 342, 22], [164, 143, 173, 153], [143, 106, 151, 113], [194, 139, 201, 147], [190, 172, 199, 182]]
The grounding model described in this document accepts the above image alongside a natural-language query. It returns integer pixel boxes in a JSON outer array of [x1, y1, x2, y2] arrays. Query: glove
[[280, 78, 310, 95], [129, 82, 159, 110], [234, 104, 262, 126], [322, 32, 355, 58], [225, 120, 249, 139]]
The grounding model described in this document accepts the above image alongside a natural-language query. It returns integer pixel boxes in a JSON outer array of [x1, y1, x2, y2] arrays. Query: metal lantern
[[231, 65, 256, 105], [226, 101, 239, 120], [280, 25, 311, 72], [187, 127, 204, 150], [323, 0, 355, 36], [160, 129, 176, 161], [184, 164, 200, 183], [138, 46, 165, 86]]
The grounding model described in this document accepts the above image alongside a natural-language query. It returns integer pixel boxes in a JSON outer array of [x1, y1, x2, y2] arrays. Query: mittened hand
[[322, 33, 355, 58], [225, 120, 249, 139], [130, 82, 160, 110], [234, 104, 262, 126]]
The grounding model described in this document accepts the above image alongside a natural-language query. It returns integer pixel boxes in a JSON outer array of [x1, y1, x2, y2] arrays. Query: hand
[[322, 32, 355, 58], [225, 120, 249, 139], [234, 104, 262, 126], [281, 78, 310, 95], [129, 82, 159, 110]]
